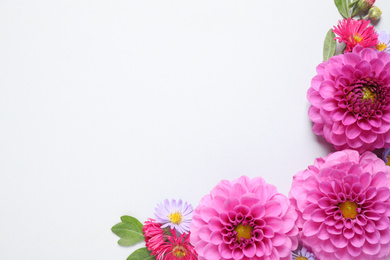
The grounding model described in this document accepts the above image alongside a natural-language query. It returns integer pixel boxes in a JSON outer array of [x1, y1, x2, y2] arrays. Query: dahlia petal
[[250, 205, 265, 219], [231, 183, 246, 198], [344, 53, 361, 67], [370, 58, 385, 76], [274, 237, 291, 258], [374, 187, 390, 202], [368, 117, 382, 128], [330, 108, 346, 121], [264, 201, 283, 216], [330, 232, 349, 248], [208, 217, 223, 232], [303, 220, 321, 236], [362, 240, 381, 255], [243, 242, 256, 258], [360, 48, 378, 62], [366, 229, 381, 244], [224, 197, 240, 211], [356, 60, 372, 77], [240, 195, 259, 208], [343, 227, 354, 239], [311, 209, 327, 222], [335, 247, 353, 260], [317, 223, 330, 239], [359, 130, 377, 143], [332, 121, 346, 135], [203, 244, 221, 259], [365, 219, 376, 233], [322, 98, 338, 111], [271, 232, 286, 247], [351, 233, 365, 247], [307, 91, 323, 108], [342, 112, 357, 125], [319, 81, 337, 98], [347, 242, 362, 257], [198, 226, 211, 242], [263, 216, 283, 231], [375, 216, 390, 230], [200, 207, 219, 222], [320, 238, 335, 253], [379, 228, 390, 244], [357, 119, 372, 131], [209, 231, 223, 244], [346, 124, 361, 139]]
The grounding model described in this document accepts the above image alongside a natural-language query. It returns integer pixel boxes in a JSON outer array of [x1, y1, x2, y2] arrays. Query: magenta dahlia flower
[[307, 45, 390, 153], [289, 150, 390, 260], [190, 176, 298, 260], [333, 18, 378, 52], [143, 218, 166, 256], [155, 199, 193, 234], [155, 230, 198, 260]]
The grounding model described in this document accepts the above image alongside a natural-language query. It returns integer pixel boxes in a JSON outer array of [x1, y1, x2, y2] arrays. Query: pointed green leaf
[[348, 0, 359, 8], [111, 216, 145, 246], [334, 0, 351, 18], [121, 215, 144, 232], [127, 247, 154, 260], [323, 29, 337, 61]]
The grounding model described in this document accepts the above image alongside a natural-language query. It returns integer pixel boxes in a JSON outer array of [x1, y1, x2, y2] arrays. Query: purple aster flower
[[382, 148, 390, 165], [154, 199, 193, 234], [376, 31, 390, 53], [292, 244, 316, 260]]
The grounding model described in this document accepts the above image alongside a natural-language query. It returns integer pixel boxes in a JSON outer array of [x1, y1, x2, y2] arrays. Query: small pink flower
[[190, 176, 298, 260], [333, 18, 378, 52], [143, 219, 165, 256], [307, 46, 390, 153], [290, 150, 390, 259], [155, 230, 197, 260]]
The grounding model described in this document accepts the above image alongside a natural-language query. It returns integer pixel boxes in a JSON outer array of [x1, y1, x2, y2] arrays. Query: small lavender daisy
[[154, 199, 193, 234], [292, 245, 316, 260], [376, 31, 390, 53]]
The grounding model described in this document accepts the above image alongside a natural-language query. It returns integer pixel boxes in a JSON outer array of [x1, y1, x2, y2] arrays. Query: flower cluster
[[113, 1, 390, 260], [143, 199, 197, 260]]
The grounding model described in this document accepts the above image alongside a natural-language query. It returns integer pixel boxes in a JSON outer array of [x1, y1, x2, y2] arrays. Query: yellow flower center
[[296, 257, 308, 260], [173, 246, 186, 258], [353, 34, 363, 43], [339, 200, 359, 219], [386, 155, 390, 166], [234, 224, 253, 241], [362, 87, 377, 102], [376, 43, 388, 52], [168, 211, 182, 224]]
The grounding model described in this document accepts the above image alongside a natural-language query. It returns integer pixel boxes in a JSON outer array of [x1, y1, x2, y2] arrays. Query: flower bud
[[367, 6, 382, 21], [358, 0, 375, 11]]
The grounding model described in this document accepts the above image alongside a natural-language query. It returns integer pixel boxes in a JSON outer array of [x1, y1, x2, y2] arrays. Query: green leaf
[[334, 0, 351, 18], [121, 215, 143, 232], [348, 0, 359, 8], [127, 247, 154, 260], [323, 29, 337, 61], [111, 216, 145, 246]]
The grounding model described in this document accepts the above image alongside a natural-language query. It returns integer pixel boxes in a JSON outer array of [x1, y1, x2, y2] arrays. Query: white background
[[1, 1, 389, 259]]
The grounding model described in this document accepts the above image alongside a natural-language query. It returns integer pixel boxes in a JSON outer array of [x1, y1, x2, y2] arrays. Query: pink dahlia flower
[[143, 218, 165, 256], [307, 45, 390, 153], [155, 230, 198, 260], [333, 18, 378, 52], [190, 176, 298, 260], [289, 149, 390, 260]]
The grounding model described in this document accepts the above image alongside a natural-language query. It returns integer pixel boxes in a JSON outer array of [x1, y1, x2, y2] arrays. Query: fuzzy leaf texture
[[323, 29, 337, 61], [127, 247, 154, 260], [334, 0, 351, 18], [111, 215, 144, 246]]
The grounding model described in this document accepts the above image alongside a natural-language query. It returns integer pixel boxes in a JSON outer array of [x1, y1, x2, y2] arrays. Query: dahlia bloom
[[155, 199, 194, 234], [376, 31, 390, 54], [289, 150, 390, 259], [155, 230, 198, 260], [190, 176, 298, 260], [143, 218, 166, 256], [333, 18, 378, 52], [307, 45, 390, 153]]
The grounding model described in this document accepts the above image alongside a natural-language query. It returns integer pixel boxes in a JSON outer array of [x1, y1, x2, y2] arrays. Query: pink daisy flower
[[307, 45, 390, 153], [333, 18, 378, 52], [190, 176, 298, 260], [289, 150, 390, 260], [143, 218, 166, 256], [155, 230, 198, 260]]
